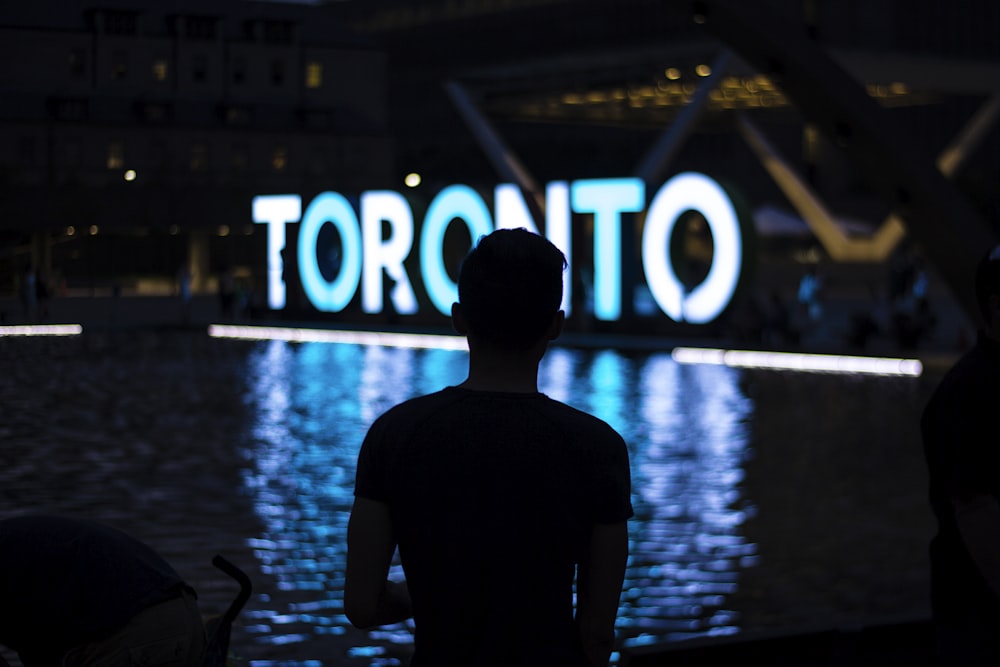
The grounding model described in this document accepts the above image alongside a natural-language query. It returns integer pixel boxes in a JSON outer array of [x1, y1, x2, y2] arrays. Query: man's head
[[454, 228, 566, 350], [975, 244, 1000, 334]]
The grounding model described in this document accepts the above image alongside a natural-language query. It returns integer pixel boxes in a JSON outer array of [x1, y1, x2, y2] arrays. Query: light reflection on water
[[241, 340, 755, 663]]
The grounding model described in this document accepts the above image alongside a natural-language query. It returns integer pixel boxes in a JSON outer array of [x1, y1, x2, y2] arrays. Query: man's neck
[[459, 346, 543, 394]]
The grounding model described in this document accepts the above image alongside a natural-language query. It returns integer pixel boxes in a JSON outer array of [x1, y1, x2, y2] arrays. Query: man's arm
[[954, 492, 1000, 600], [577, 521, 629, 667], [344, 496, 413, 628]]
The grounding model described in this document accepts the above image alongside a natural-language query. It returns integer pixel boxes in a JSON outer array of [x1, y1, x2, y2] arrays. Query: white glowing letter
[[494, 182, 573, 315], [545, 181, 572, 315], [420, 185, 493, 315], [642, 172, 743, 323], [494, 183, 538, 233], [361, 191, 418, 315], [298, 192, 363, 312], [571, 178, 644, 321], [253, 194, 301, 309]]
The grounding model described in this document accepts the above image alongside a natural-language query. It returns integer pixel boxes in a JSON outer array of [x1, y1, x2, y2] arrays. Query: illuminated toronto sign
[[252, 172, 749, 325]]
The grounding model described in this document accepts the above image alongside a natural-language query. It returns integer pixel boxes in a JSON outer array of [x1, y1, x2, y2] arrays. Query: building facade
[[0, 0, 391, 296]]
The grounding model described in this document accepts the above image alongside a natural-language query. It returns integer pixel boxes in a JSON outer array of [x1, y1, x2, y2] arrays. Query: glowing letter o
[[642, 172, 743, 324], [420, 185, 493, 315], [298, 192, 363, 312]]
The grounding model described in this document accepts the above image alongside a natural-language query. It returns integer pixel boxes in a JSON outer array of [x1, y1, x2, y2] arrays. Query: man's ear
[[451, 302, 469, 335], [546, 310, 565, 341]]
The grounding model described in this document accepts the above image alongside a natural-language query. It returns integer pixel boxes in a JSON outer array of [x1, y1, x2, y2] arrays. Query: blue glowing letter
[[642, 172, 743, 323], [420, 185, 493, 315], [571, 178, 644, 320], [298, 192, 363, 312], [361, 191, 418, 315], [253, 194, 301, 310]]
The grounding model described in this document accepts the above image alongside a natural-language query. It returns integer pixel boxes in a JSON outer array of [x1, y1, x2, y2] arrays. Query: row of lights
[[62, 224, 255, 237]]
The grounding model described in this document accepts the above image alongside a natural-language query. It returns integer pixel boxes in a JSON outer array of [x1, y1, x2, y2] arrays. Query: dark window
[[270, 59, 285, 86], [136, 102, 171, 123], [17, 136, 37, 166], [69, 49, 87, 79], [184, 16, 218, 41], [222, 106, 251, 125], [193, 54, 208, 83], [232, 56, 246, 84], [105, 11, 137, 35], [262, 20, 293, 44], [48, 98, 89, 121]]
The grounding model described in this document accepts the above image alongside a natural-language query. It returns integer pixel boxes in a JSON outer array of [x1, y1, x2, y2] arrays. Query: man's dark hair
[[457, 228, 567, 349], [975, 244, 1000, 321]]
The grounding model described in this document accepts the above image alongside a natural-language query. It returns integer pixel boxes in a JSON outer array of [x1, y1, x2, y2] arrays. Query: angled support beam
[[634, 49, 733, 184], [443, 79, 545, 222], [737, 92, 1000, 262], [674, 0, 999, 324]]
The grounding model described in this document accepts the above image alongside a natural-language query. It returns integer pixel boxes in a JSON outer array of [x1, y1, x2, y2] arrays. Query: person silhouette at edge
[[0, 514, 207, 666], [345, 228, 633, 666], [922, 245, 1000, 665]]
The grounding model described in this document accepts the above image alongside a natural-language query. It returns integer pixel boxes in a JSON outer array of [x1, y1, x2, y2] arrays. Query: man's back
[[355, 386, 632, 666]]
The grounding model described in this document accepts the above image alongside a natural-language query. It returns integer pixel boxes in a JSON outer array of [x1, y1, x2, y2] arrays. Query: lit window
[[152, 58, 168, 82], [107, 140, 124, 169], [112, 51, 127, 80], [271, 146, 287, 171], [306, 61, 323, 89]]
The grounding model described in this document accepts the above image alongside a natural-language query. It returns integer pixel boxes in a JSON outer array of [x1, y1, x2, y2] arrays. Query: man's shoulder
[[533, 395, 626, 444]]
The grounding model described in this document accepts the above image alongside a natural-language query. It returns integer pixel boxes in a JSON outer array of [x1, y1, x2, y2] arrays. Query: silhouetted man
[[922, 245, 1000, 665], [345, 228, 633, 666]]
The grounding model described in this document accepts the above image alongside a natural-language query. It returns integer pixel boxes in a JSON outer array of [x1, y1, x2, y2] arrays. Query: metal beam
[[676, 0, 998, 324], [443, 79, 545, 221], [634, 49, 733, 185]]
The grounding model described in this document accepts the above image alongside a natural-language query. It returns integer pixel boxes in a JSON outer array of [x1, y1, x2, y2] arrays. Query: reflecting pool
[[0, 332, 937, 666]]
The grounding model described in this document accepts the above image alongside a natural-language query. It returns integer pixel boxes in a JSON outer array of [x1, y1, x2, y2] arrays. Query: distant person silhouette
[[345, 228, 633, 666], [922, 245, 1000, 666], [0, 514, 206, 666]]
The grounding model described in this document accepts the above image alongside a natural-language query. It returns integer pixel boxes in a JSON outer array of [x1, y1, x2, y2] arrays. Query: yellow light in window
[[404, 172, 422, 188], [695, 64, 712, 77], [890, 81, 908, 95], [665, 67, 681, 80], [89, 225, 99, 235], [66, 226, 75, 236], [306, 62, 323, 89], [152, 59, 168, 82], [272, 147, 287, 171]]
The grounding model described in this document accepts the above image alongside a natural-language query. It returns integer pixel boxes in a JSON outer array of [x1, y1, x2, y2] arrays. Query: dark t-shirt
[[921, 332, 1000, 621], [355, 386, 633, 666], [0, 515, 191, 665]]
